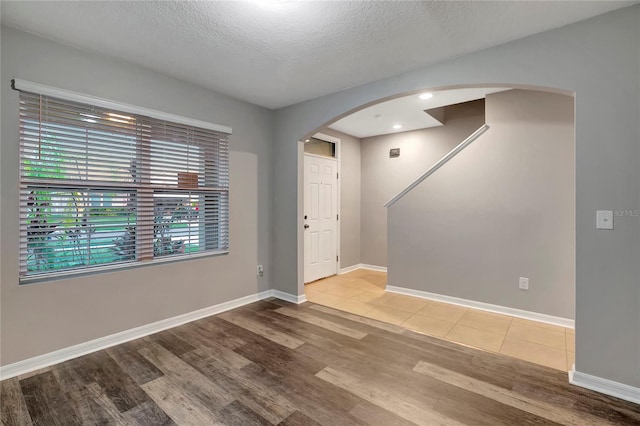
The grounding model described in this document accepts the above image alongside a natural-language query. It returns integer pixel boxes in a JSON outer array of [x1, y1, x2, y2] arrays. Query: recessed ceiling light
[[393, 124, 402, 129], [419, 93, 433, 100], [305, 139, 310, 142]]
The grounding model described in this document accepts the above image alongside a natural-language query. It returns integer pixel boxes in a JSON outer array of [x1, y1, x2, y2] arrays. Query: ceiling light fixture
[[419, 93, 433, 100], [393, 124, 402, 129]]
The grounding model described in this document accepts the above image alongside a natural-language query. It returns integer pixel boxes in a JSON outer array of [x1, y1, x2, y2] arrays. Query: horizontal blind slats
[[19, 91, 230, 279]]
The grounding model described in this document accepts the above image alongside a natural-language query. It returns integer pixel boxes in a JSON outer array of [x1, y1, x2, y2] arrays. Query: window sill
[[19, 250, 230, 285]]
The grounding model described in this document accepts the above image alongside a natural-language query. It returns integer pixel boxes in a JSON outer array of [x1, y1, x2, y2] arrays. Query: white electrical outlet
[[519, 277, 529, 290], [257, 265, 264, 277]]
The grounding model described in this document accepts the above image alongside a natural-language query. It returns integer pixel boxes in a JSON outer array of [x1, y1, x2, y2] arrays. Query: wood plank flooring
[[1, 299, 639, 425]]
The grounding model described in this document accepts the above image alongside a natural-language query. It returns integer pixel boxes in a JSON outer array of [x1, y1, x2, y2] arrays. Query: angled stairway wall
[[387, 89, 575, 319], [360, 100, 486, 267]]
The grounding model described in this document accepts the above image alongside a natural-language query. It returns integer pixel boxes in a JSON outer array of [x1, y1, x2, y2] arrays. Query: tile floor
[[304, 269, 575, 372]]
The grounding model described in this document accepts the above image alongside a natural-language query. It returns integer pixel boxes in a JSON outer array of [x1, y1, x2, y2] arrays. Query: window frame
[[14, 79, 232, 283]]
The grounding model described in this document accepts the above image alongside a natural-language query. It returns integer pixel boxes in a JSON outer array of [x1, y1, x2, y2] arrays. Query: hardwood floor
[[2, 299, 639, 425]]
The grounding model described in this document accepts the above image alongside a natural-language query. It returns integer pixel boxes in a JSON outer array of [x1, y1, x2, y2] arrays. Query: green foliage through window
[[19, 89, 230, 280]]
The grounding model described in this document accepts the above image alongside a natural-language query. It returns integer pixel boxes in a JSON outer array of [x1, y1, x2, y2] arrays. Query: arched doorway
[[297, 85, 576, 372]]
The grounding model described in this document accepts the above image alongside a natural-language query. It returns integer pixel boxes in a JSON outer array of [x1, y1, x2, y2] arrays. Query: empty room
[[1, 1, 639, 425], [303, 88, 577, 372]]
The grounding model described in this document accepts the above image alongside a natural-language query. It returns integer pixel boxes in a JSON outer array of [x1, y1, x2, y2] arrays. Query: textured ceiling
[[1, 1, 635, 109]]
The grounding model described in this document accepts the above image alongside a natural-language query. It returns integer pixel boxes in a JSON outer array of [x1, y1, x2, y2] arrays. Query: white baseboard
[[271, 290, 307, 304], [0, 289, 304, 381], [338, 264, 361, 274], [360, 263, 388, 272], [386, 284, 574, 329], [569, 365, 640, 404], [339, 263, 388, 274]]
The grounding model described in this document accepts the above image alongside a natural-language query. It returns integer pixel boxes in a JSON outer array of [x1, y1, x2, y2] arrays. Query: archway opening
[[298, 84, 576, 372]]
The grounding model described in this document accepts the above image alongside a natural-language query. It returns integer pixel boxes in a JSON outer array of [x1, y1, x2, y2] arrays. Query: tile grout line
[[506, 327, 569, 352], [500, 335, 569, 372], [447, 312, 511, 337], [497, 317, 514, 354]]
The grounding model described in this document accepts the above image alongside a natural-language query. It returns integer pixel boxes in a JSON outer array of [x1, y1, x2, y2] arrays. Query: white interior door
[[304, 154, 338, 283]]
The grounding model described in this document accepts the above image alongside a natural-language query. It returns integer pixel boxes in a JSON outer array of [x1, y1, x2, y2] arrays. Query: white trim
[[0, 289, 303, 380], [339, 264, 362, 274], [302, 152, 337, 161], [386, 284, 574, 329], [385, 125, 488, 207], [313, 132, 341, 144], [11, 78, 232, 134], [312, 132, 342, 277], [359, 263, 388, 273], [271, 290, 307, 304], [569, 365, 640, 404], [303, 133, 342, 280], [335, 137, 342, 275], [339, 264, 388, 274]]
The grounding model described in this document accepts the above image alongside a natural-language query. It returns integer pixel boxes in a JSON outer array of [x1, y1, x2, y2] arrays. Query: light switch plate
[[596, 210, 614, 230]]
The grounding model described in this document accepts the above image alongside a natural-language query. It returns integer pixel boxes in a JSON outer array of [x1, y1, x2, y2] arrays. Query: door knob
[[304, 224, 309, 229]]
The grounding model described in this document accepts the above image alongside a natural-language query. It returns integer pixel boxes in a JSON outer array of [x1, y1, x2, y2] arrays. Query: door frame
[[303, 132, 341, 278]]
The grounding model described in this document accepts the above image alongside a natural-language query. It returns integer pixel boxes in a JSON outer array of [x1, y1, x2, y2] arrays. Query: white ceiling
[[329, 87, 507, 138], [1, 1, 635, 109]]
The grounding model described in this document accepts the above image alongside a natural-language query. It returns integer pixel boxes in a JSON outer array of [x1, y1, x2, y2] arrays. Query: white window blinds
[[17, 86, 230, 280]]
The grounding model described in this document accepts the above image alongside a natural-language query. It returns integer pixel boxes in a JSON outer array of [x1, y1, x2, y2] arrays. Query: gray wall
[[273, 6, 640, 387], [315, 128, 362, 269], [0, 27, 274, 365], [360, 100, 485, 267], [388, 90, 575, 319]]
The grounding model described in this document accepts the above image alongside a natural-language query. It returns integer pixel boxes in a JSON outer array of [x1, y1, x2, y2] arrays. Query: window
[[17, 83, 230, 281]]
